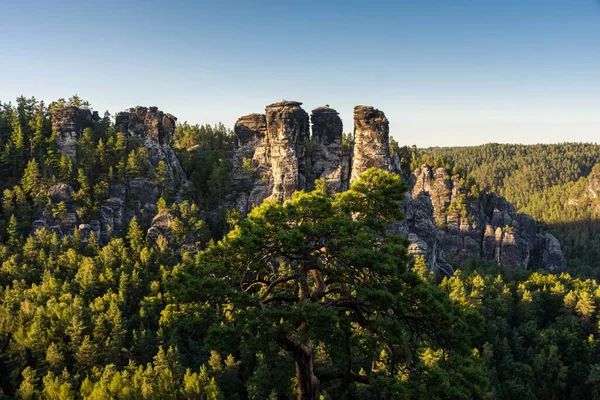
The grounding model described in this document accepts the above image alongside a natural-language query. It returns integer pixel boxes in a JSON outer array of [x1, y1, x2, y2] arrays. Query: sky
[[1, 0, 600, 147]]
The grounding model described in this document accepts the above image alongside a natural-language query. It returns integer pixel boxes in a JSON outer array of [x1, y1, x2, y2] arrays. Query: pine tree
[[77, 128, 96, 176], [75, 335, 97, 372], [95, 139, 106, 168], [10, 111, 24, 151], [17, 367, 39, 400], [41, 371, 75, 400], [127, 217, 145, 252], [157, 197, 168, 212], [21, 158, 41, 196], [7, 214, 19, 245], [576, 291, 596, 320], [31, 106, 46, 160], [45, 343, 65, 373], [58, 155, 73, 182], [413, 255, 434, 283], [2, 188, 15, 216], [155, 160, 169, 195], [126, 150, 141, 177]]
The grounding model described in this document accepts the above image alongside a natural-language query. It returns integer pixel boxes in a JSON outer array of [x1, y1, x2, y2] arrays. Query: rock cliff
[[232, 113, 272, 214], [45, 105, 187, 244], [310, 106, 346, 193], [51, 106, 99, 159], [351, 106, 391, 183], [115, 106, 187, 194], [408, 165, 566, 273], [231, 101, 567, 274], [265, 101, 310, 202]]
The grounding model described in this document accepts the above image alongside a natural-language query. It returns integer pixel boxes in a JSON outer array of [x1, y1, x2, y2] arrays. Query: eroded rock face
[[47, 183, 74, 205], [234, 113, 267, 148], [534, 234, 567, 272], [407, 164, 566, 272], [310, 107, 344, 193], [147, 210, 175, 244], [351, 106, 391, 184], [265, 101, 310, 202], [99, 184, 126, 243], [116, 106, 176, 146], [43, 106, 186, 243], [78, 220, 101, 243], [116, 106, 187, 196], [51, 107, 96, 159], [45, 183, 78, 236], [232, 113, 272, 215], [392, 191, 454, 278]]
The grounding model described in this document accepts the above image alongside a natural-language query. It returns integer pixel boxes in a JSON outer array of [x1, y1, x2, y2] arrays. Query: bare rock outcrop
[[232, 113, 272, 215], [408, 164, 566, 271], [310, 106, 345, 193], [534, 234, 567, 272], [147, 210, 175, 244], [350, 106, 391, 184], [265, 101, 310, 202], [392, 191, 454, 277], [51, 107, 98, 159], [116, 106, 176, 146], [116, 106, 187, 197]]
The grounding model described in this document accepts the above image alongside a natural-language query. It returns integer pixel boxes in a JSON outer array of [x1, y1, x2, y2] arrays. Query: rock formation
[[407, 165, 566, 272], [116, 106, 176, 146], [265, 101, 310, 202], [232, 113, 272, 214], [116, 106, 187, 194], [310, 106, 345, 193], [39, 105, 187, 244], [232, 102, 349, 214], [231, 101, 567, 274], [32, 183, 78, 238], [51, 107, 98, 159], [350, 106, 391, 184]]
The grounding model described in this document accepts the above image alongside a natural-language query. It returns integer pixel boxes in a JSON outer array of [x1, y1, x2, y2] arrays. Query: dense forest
[[1, 96, 600, 399]]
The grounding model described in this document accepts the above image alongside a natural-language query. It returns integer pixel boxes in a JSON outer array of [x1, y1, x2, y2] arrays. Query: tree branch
[[260, 275, 296, 301]]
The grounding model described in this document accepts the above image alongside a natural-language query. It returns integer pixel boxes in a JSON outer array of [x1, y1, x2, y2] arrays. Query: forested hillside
[[412, 144, 600, 275], [1, 96, 600, 399]]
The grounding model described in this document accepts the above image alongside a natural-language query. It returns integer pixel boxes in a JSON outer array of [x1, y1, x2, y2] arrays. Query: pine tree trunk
[[295, 341, 319, 400]]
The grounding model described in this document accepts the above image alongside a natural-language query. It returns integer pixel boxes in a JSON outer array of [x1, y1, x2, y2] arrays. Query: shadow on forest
[[539, 218, 600, 277]]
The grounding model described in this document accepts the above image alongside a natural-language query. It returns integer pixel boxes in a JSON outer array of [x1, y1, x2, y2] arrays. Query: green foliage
[[4, 94, 600, 399], [174, 169, 485, 399], [440, 268, 600, 399], [241, 157, 254, 176]]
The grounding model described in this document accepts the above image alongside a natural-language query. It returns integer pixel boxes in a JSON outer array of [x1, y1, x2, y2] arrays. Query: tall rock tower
[[265, 101, 310, 202], [310, 106, 344, 193], [232, 113, 272, 214], [350, 105, 391, 184]]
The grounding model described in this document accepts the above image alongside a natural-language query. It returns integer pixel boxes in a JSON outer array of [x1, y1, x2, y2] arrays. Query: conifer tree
[[17, 367, 39, 400], [21, 158, 41, 196]]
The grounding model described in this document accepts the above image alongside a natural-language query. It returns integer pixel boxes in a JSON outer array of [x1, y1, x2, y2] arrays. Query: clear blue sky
[[2, 0, 600, 147]]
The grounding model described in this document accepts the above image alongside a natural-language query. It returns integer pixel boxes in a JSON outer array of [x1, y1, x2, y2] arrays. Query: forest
[[1, 96, 600, 399]]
